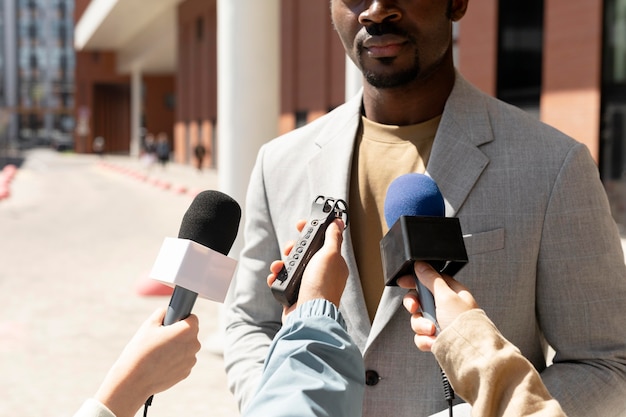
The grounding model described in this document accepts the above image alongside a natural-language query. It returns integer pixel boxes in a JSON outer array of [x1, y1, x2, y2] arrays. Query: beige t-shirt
[[349, 115, 441, 322]]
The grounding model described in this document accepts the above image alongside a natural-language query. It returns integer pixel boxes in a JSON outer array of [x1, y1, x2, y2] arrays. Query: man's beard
[[357, 23, 421, 89], [358, 51, 421, 89]]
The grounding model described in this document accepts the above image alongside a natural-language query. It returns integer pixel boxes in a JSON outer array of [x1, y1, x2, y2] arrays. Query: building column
[[130, 66, 142, 157], [217, 0, 280, 256], [345, 56, 362, 101], [3, 0, 18, 147]]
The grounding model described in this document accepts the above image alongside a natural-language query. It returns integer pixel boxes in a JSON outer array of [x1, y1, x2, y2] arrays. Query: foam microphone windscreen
[[177, 190, 241, 255], [384, 173, 445, 228], [380, 173, 468, 285]]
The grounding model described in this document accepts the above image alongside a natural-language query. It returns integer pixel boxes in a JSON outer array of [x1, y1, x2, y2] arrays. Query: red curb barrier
[[135, 275, 174, 296], [0, 182, 10, 200]]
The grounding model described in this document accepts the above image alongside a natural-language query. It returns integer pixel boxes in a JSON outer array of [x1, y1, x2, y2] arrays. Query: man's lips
[[362, 35, 407, 58]]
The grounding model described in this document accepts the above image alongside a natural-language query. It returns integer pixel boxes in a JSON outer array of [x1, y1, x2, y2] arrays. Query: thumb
[[322, 219, 345, 252], [413, 262, 441, 294], [148, 307, 168, 326]]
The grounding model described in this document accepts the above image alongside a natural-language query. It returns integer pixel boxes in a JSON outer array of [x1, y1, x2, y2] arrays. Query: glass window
[[496, 0, 544, 113], [604, 0, 626, 84]]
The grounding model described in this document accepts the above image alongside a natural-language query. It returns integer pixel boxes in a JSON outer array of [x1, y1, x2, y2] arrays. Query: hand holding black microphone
[[73, 190, 241, 417], [146, 190, 241, 409]]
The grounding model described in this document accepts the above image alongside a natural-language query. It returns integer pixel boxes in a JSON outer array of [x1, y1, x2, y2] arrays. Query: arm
[[535, 144, 626, 414], [243, 219, 364, 417], [242, 299, 364, 417], [399, 262, 567, 417], [73, 308, 200, 417], [433, 310, 566, 417]]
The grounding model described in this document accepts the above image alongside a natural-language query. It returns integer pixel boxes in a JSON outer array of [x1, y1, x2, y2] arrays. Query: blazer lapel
[[307, 93, 373, 350], [365, 75, 493, 351], [427, 74, 492, 216]]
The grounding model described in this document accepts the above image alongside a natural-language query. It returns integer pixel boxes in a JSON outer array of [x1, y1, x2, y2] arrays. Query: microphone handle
[[412, 272, 439, 333], [145, 287, 199, 411], [412, 271, 456, 406], [163, 286, 198, 326]]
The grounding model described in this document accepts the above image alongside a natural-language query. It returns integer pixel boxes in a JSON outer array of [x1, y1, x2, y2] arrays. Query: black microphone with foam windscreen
[[380, 173, 468, 415], [144, 190, 241, 413], [152, 190, 242, 325]]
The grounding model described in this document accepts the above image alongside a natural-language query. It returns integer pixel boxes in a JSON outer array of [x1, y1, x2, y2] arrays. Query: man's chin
[[363, 70, 418, 89]]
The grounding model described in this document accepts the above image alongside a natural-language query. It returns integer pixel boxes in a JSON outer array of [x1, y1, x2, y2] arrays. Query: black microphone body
[[164, 287, 198, 326], [163, 190, 241, 325], [145, 190, 241, 412]]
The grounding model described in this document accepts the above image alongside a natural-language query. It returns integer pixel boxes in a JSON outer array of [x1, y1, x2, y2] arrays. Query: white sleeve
[[72, 399, 116, 417]]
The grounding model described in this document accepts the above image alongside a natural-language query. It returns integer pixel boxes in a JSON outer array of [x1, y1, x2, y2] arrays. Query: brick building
[[73, 0, 626, 226]]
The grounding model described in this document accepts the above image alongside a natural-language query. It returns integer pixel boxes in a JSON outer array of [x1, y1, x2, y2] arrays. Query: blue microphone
[[380, 173, 468, 328], [380, 173, 468, 409]]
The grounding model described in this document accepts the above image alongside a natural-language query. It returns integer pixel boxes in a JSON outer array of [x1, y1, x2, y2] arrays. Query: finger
[[397, 274, 416, 289], [440, 275, 479, 309], [323, 219, 345, 252], [149, 307, 167, 325], [283, 240, 295, 257], [167, 312, 199, 330], [402, 290, 419, 314], [267, 272, 276, 287], [411, 315, 437, 338], [296, 219, 307, 233], [439, 274, 465, 292], [414, 334, 435, 352], [170, 314, 200, 338], [267, 260, 284, 287], [181, 313, 199, 328], [269, 260, 284, 275], [413, 262, 441, 294]]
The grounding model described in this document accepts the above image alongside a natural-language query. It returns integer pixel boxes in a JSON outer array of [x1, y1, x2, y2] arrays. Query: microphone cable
[[441, 368, 455, 416], [143, 395, 153, 417]]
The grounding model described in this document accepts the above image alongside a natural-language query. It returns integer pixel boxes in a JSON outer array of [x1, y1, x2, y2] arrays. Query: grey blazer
[[224, 74, 626, 416]]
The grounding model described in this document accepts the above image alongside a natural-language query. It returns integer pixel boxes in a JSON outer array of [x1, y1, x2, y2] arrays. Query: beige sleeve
[[432, 309, 567, 417]]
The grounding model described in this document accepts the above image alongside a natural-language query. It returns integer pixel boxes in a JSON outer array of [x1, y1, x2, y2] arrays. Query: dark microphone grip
[[163, 287, 198, 326], [160, 190, 240, 328], [413, 274, 438, 331], [145, 190, 240, 412]]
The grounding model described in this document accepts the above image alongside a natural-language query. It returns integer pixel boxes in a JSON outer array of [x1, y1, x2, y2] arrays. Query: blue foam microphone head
[[384, 173, 445, 228], [380, 173, 468, 286]]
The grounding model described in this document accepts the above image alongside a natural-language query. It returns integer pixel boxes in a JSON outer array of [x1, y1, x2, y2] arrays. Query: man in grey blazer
[[224, 1, 626, 416]]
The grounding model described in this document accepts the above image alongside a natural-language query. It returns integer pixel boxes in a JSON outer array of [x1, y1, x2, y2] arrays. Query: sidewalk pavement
[[96, 154, 219, 200], [0, 148, 240, 417], [95, 154, 223, 297]]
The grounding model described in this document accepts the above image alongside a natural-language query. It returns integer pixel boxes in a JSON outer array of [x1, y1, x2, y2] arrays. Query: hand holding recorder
[[267, 217, 348, 316], [270, 196, 348, 307]]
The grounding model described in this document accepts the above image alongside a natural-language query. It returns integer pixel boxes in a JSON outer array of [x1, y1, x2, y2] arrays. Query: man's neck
[[361, 66, 456, 126]]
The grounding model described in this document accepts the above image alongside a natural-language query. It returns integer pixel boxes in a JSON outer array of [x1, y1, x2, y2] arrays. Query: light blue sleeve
[[242, 299, 365, 417]]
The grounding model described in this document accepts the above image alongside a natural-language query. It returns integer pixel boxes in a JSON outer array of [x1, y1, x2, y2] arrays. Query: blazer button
[[365, 370, 380, 386]]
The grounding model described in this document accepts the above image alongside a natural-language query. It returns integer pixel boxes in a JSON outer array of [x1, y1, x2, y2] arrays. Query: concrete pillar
[[130, 67, 142, 157], [345, 56, 362, 101], [3, 0, 18, 146], [217, 0, 280, 257]]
